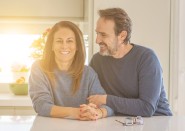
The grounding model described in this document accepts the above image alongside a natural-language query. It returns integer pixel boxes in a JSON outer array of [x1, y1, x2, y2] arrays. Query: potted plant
[[10, 63, 29, 95], [11, 63, 30, 83]]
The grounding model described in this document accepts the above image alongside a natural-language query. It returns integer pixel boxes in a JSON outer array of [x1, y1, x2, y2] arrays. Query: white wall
[[90, 0, 171, 96], [177, 0, 185, 116], [170, 0, 185, 116]]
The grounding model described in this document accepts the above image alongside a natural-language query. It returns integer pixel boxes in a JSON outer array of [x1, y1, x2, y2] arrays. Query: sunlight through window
[[0, 34, 39, 83], [0, 34, 88, 83]]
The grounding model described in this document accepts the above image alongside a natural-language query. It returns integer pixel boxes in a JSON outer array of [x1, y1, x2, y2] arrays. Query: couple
[[29, 8, 172, 121]]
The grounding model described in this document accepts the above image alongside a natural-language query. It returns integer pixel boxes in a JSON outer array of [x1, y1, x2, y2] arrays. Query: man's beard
[[99, 47, 110, 56], [99, 40, 118, 56]]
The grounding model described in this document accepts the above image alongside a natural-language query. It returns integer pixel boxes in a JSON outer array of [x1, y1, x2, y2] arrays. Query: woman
[[29, 21, 114, 121]]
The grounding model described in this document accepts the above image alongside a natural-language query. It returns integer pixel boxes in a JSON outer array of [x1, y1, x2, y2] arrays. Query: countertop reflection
[[0, 115, 185, 131]]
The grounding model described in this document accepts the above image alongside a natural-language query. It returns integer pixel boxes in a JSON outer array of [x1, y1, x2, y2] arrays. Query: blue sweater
[[90, 44, 172, 116], [29, 61, 114, 117]]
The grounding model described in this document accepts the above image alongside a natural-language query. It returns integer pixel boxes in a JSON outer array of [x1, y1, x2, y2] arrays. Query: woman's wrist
[[99, 108, 104, 118], [66, 107, 80, 119], [96, 108, 104, 119]]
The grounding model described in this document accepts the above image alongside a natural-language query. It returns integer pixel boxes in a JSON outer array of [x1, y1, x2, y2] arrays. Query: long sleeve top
[[90, 44, 172, 117], [29, 61, 114, 117]]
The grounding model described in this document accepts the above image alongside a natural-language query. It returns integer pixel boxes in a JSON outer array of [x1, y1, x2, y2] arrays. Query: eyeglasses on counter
[[115, 116, 144, 126]]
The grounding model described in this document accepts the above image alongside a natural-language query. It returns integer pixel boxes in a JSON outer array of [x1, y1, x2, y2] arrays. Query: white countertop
[[0, 115, 185, 131], [0, 93, 32, 106]]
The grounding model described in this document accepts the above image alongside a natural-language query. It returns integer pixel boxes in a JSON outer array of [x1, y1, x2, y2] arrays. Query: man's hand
[[87, 95, 107, 107]]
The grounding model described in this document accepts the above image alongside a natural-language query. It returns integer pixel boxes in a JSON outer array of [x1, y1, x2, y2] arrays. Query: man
[[88, 8, 172, 117]]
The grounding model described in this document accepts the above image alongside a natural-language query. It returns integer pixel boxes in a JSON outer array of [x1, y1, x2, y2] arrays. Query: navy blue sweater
[[90, 44, 172, 116]]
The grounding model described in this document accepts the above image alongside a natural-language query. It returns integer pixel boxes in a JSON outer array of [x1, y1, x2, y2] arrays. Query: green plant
[[11, 63, 29, 72], [30, 28, 50, 60]]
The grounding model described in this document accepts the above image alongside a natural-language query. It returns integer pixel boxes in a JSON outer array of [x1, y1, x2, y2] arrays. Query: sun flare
[[0, 34, 39, 82]]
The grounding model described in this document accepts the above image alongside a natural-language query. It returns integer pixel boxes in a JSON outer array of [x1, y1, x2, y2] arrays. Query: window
[[0, 33, 89, 83], [0, 34, 38, 83]]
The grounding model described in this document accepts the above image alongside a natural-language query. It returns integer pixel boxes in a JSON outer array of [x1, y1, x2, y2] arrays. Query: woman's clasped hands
[[78, 103, 103, 121]]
